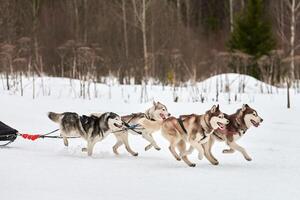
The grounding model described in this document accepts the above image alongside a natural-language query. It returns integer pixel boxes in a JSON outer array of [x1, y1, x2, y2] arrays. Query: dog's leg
[[145, 144, 153, 151], [168, 143, 181, 161], [113, 141, 123, 155], [188, 133, 205, 161], [177, 140, 196, 167], [227, 141, 252, 161], [87, 140, 96, 156], [113, 133, 124, 155], [203, 137, 219, 165], [197, 145, 204, 160], [208, 137, 218, 161], [180, 145, 194, 157], [142, 133, 160, 151], [189, 140, 204, 160], [59, 130, 69, 147], [63, 137, 69, 147], [122, 134, 138, 156]]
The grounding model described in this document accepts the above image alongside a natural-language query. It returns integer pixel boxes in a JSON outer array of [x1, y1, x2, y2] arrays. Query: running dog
[[186, 104, 263, 164], [161, 105, 229, 167], [203, 104, 263, 163], [112, 101, 170, 156], [48, 112, 125, 156]]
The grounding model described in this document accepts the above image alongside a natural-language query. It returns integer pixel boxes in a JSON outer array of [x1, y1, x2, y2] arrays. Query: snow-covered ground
[[1, 74, 300, 200]]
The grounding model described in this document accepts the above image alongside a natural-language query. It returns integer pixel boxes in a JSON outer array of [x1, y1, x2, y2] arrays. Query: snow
[[1, 74, 300, 200]]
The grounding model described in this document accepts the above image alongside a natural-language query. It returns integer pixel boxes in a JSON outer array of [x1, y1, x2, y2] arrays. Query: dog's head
[[239, 104, 263, 128], [147, 101, 171, 121], [107, 112, 124, 131], [206, 105, 230, 130]]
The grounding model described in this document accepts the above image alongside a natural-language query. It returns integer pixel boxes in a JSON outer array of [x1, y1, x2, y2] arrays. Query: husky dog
[[201, 104, 263, 163], [112, 101, 170, 156], [48, 112, 125, 156], [161, 105, 229, 167]]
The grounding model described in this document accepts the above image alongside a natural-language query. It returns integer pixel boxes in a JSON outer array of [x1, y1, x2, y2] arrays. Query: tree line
[[0, 0, 299, 86]]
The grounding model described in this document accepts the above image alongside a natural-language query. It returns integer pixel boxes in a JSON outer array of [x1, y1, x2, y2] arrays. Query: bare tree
[[131, 0, 152, 79], [229, 0, 234, 32], [122, 0, 129, 59], [31, 0, 42, 76]]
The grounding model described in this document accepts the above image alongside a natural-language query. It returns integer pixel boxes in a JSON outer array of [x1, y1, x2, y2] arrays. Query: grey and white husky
[[112, 101, 170, 156], [186, 104, 263, 165], [161, 105, 230, 167], [48, 112, 125, 156]]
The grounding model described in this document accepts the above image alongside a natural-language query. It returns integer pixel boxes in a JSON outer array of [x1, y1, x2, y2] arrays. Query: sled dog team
[[48, 102, 263, 167]]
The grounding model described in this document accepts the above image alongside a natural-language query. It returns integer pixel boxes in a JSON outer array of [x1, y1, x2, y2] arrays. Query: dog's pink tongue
[[218, 124, 225, 130]]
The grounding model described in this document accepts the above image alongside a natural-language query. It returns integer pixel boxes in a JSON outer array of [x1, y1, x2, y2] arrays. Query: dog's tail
[[48, 112, 63, 123]]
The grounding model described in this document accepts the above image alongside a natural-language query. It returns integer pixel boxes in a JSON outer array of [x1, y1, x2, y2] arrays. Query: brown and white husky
[[111, 101, 170, 156], [203, 104, 263, 163], [161, 105, 229, 167]]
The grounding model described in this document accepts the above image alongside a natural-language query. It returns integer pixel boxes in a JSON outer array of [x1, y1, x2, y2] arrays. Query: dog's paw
[[132, 152, 139, 157], [222, 149, 234, 154], [189, 163, 196, 167], [155, 147, 161, 151], [211, 160, 219, 165], [82, 148, 87, 152], [245, 157, 252, 161], [113, 148, 119, 155], [176, 157, 181, 161], [145, 146, 151, 151], [64, 141, 69, 147]]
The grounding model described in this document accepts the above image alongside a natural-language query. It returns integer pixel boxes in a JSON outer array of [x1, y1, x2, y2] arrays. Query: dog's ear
[[153, 101, 157, 106], [210, 105, 217, 113], [216, 104, 219, 110], [241, 104, 248, 112]]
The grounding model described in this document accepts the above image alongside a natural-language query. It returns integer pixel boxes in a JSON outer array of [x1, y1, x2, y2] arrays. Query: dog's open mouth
[[217, 122, 225, 130], [160, 113, 166, 120], [251, 120, 259, 127], [114, 123, 123, 128]]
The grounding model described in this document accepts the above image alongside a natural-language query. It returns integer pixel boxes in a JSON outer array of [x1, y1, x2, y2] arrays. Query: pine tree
[[228, 0, 276, 59]]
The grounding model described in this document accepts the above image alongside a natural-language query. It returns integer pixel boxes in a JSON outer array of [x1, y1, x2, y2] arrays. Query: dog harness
[[177, 117, 187, 134]]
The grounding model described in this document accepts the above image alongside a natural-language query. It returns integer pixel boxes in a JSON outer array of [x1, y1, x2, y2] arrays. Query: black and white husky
[[48, 112, 125, 156]]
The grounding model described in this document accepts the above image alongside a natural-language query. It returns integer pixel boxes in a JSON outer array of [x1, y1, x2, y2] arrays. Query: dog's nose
[[168, 113, 171, 117], [260, 118, 263, 123]]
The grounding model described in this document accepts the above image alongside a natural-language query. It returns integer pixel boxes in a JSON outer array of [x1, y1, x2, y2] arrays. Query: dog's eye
[[253, 112, 257, 116]]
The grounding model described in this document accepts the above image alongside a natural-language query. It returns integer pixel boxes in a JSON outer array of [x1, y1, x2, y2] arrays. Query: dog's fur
[[112, 101, 170, 156], [161, 105, 229, 167], [48, 112, 124, 156], [186, 104, 263, 164]]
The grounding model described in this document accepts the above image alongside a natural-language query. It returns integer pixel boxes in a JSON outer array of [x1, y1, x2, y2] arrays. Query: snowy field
[[1, 74, 300, 200]]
